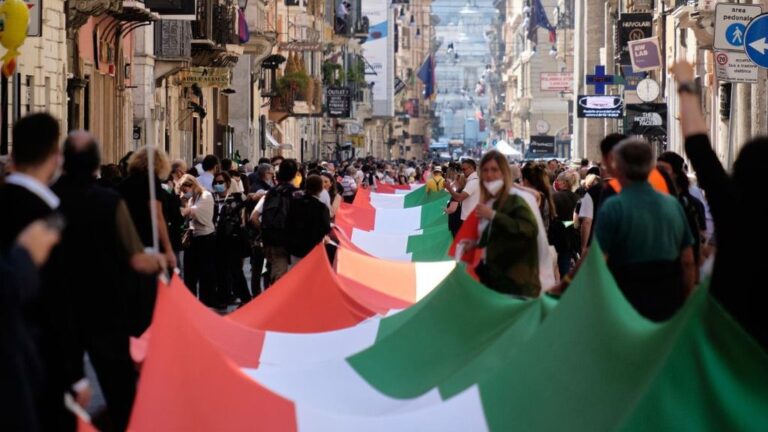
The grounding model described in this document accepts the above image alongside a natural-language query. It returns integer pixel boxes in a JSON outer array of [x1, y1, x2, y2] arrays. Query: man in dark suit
[[1, 221, 60, 432], [0, 113, 87, 431], [52, 131, 165, 431]]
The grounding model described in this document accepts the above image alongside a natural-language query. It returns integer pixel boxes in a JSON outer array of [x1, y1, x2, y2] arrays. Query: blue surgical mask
[[183, 191, 193, 199], [213, 184, 226, 193]]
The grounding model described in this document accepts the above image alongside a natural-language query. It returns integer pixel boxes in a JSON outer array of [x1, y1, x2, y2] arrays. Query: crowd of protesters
[[2, 67, 767, 431]]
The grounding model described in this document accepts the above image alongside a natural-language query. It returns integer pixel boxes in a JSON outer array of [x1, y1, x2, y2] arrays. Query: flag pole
[[147, 145, 160, 253]]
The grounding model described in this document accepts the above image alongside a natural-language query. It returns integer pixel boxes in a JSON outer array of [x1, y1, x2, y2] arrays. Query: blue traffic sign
[[745, 14, 768, 68], [726, 23, 746, 47]]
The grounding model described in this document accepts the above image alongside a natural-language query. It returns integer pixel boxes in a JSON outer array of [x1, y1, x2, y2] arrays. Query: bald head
[[63, 130, 100, 178]]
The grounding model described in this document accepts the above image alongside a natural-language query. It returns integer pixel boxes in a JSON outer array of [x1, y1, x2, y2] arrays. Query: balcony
[[191, 0, 243, 67], [67, 0, 121, 30], [268, 76, 322, 122], [242, 1, 277, 61]]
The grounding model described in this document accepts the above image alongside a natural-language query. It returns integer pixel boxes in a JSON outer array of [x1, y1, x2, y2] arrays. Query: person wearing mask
[[250, 159, 301, 282], [426, 165, 446, 193], [446, 159, 480, 233], [671, 61, 766, 349], [0, 113, 89, 431], [595, 138, 696, 321], [212, 172, 251, 306], [197, 154, 220, 192], [286, 175, 332, 262], [459, 151, 541, 296], [340, 166, 358, 203], [551, 170, 581, 277], [179, 175, 218, 306], [50, 132, 166, 430], [117, 147, 177, 270], [1, 220, 60, 432], [221, 158, 248, 195], [320, 172, 342, 219]]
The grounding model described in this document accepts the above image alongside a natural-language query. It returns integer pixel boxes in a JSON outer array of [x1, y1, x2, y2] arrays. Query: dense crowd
[[1, 61, 765, 431]]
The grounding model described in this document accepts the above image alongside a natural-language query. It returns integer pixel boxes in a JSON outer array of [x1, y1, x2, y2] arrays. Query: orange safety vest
[[607, 168, 671, 195]]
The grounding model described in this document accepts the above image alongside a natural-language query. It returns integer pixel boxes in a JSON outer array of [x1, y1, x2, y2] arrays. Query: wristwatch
[[677, 81, 699, 95]]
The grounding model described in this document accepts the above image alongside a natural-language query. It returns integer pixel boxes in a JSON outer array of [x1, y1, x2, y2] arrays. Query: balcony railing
[[192, 0, 238, 46]]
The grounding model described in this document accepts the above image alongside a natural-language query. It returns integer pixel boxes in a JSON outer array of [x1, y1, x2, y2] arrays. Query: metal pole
[[147, 146, 160, 253], [727, 85, 735, 169], [1, 74, 8, 155]]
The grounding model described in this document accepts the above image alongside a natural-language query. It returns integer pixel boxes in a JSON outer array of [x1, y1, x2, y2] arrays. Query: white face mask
[[484, 179, 504, 196]]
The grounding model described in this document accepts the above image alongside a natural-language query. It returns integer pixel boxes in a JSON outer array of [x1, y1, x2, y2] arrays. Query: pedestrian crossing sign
[[714, 3, 762, 52]]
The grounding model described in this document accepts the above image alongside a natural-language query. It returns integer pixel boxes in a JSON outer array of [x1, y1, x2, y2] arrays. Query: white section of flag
[[259, 318, 382, 366], [295, 385, 489, 432]]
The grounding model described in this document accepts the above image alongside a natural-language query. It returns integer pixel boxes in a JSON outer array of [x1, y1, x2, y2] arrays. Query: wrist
[[677, 81, 699, 95]]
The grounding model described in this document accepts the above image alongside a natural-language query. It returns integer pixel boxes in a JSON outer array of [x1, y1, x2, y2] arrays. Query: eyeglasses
[[213, 181, 226, 185]]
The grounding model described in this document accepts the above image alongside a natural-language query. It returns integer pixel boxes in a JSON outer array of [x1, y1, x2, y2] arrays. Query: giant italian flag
[[129, 242, 768, 430]]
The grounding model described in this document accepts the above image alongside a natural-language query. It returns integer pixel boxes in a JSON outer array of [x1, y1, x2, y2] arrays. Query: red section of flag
[[352, 186, 372, 209], [77, 417, 99, 432], [375, 180, 410, 193], [129, 277, 298, 432], [131, 276, 267, 367], [228, 244, 375, 332], [335, 203, 375, 237], [448, 212, 482, 280]]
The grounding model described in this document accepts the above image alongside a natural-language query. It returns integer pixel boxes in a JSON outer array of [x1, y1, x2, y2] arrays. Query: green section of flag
[[419, 198, 449, 227], [407, 231, 453, 261], [478, 243, 768, 431], [403, 187, 426, 207], [351, 240, 768, 430], [349, 268, 544, 399]]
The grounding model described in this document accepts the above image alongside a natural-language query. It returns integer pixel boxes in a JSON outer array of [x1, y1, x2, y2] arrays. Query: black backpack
[[260, 183, 298, 247]]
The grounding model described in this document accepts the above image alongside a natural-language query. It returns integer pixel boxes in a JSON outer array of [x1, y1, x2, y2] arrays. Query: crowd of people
[[0, 62, 765, 432]]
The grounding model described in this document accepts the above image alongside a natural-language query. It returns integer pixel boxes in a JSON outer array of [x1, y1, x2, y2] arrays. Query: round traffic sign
[[725, 23, 746, 47], [745, 14, 768, 69], [716, 52, 728, 66]]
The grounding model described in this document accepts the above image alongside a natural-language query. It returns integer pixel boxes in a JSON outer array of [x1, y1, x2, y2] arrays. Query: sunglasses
[[213, 181, 226, 185]]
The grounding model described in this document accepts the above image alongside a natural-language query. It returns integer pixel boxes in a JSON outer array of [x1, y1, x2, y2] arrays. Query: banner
[[361, 0, 394, 116], [577, 95, 624, 118], [625, 103, 667, 136], [617, 13, 653, 65], [528, 135, 555, 155]]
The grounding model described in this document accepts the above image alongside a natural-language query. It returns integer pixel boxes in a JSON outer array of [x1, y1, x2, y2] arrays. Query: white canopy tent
[[492, 140, 523, 160]]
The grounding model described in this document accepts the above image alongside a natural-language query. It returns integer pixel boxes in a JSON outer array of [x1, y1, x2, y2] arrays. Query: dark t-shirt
[[118, 173, 166, 248]]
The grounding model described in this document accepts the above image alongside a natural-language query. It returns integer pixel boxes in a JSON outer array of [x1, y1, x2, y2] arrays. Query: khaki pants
[[264, 245, 290, 282]]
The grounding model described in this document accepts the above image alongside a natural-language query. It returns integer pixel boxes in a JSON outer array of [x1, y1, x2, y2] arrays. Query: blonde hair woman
[[178, 174, 219, 306], [118, 146, 177, 268]]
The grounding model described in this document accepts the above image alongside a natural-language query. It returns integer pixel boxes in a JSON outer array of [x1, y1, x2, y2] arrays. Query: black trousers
[[216, 235, 251, 304], [250, 244, 267, 296], [87, 332, 137, 432], [184, 234, 218, 306]]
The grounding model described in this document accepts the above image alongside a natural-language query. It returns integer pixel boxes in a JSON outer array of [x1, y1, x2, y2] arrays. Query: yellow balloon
[[0, 0, 31, 77]]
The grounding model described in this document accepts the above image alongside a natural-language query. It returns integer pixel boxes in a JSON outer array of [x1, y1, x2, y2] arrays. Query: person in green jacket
[[464, 150, 541, 297]]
